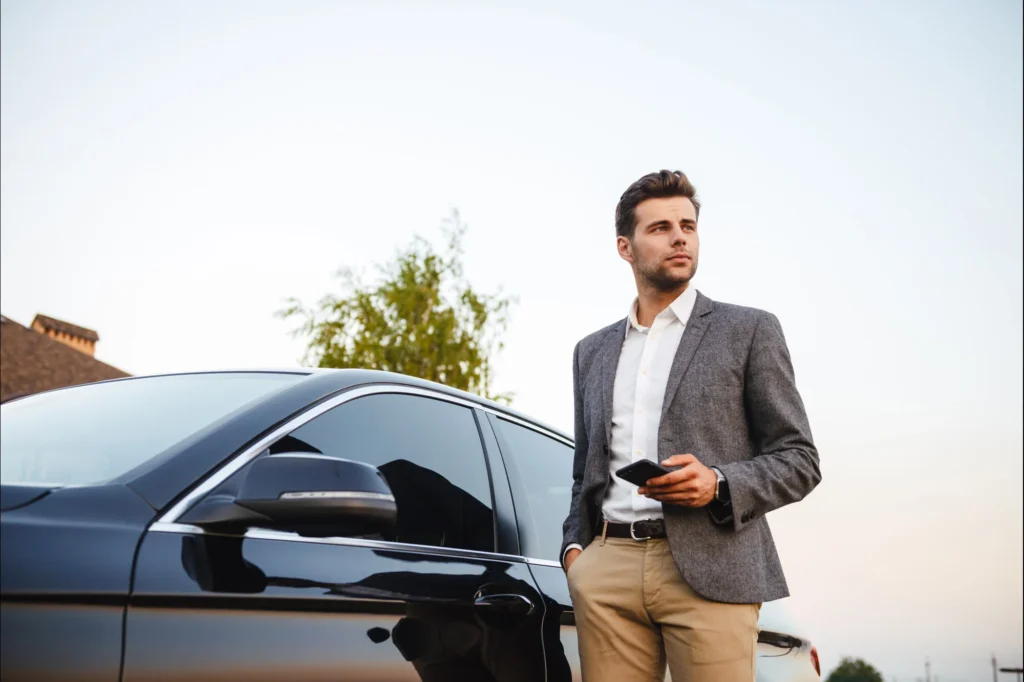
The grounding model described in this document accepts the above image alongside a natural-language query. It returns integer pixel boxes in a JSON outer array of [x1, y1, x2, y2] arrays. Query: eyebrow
[[643, 218, 697, 231]]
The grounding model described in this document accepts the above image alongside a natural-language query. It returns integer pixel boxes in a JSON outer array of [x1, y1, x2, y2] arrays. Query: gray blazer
[[561, 291, 821, 604]]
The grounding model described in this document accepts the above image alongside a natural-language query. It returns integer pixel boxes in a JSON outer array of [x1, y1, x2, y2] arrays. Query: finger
[[647, 487, 700, 500], [645, 483, 701, 497], [644, 473, 675, 488], [674, 467, 701, 482], [646, 467, 699, 488], [645, 477, 702, 494], [648, 492, 700, 504], [661, 453, 697, 467]]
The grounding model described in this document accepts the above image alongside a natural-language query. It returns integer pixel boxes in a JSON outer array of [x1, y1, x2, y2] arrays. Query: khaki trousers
[[567, 536, 760, 682]]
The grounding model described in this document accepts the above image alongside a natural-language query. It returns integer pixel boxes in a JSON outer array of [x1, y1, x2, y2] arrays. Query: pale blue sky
[[2, 1, 1021, 679]]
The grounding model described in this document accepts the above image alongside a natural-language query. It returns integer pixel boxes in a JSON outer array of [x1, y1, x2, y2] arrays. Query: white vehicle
[[756, 599, 822, 681]]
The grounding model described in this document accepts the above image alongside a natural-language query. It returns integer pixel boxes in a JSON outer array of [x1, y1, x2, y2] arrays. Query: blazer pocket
[[701, 382, 742, 397]]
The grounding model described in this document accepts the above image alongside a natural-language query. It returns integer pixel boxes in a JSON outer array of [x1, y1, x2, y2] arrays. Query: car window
[[276, 393, 495, 553], [0, 372, 306, 486], [492, 417, 573, 562]]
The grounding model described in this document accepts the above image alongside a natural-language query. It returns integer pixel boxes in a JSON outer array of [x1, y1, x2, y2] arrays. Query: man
[[561, 170, 821, 682]]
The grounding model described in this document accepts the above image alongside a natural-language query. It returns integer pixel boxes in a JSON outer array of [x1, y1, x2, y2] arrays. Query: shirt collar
[[626, 286, 699, 337]]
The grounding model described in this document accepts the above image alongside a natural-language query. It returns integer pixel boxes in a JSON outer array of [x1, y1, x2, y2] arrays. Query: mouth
[[667, 253, 691, 263]]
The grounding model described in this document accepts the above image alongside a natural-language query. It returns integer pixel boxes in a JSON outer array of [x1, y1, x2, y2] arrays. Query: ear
[[616, 235, 634, 264]]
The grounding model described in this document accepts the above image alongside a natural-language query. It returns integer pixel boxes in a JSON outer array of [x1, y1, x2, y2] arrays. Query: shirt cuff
[[562, 543, 584, 568]]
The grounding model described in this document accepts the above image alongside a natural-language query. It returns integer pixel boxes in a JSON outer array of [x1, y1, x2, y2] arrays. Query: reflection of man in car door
[[360, 561, 548, 682], [181, 536, 555, 681], [377, 459, 493, 550]]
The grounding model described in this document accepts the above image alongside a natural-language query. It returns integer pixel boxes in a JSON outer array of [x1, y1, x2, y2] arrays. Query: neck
[[634, 281, 689, 328]]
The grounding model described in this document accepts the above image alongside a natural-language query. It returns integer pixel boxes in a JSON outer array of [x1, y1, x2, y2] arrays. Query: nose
[[670, 225, 687, 245]]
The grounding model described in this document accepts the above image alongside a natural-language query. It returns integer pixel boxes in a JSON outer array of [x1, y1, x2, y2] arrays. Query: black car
[[0, 369, 820, 682]]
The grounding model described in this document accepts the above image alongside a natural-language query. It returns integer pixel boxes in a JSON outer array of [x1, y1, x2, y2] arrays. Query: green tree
[[278, 211, 515, 403], [825, 657, 885, 682]]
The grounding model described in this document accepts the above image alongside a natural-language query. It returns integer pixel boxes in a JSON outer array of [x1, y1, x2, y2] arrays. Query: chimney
[[30, 314, 101, 357]]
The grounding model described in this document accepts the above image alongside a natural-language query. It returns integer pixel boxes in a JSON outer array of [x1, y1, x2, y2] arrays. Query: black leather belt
[[600, 518, 666, 540]]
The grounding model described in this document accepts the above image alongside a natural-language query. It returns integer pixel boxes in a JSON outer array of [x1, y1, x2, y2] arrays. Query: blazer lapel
[[599, 319, 628, 447], [660, 292, 715, 422]]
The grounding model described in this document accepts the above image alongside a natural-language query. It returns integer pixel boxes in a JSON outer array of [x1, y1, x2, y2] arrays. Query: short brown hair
[[615, 170, 700, 239]]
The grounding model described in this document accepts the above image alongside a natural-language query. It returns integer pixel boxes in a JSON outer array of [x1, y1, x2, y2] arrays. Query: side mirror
[[182, 453, 397, 536]]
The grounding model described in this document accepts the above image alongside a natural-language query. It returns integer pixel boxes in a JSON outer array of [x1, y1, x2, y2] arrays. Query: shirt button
[[641, 368, 648, 375], [637, 406, 645, 413], [636, 449, 643, 455]]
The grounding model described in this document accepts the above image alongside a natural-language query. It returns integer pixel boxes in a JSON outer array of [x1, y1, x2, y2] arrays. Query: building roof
[[1, 315, 129, 402], [31, 313, 100, 342]]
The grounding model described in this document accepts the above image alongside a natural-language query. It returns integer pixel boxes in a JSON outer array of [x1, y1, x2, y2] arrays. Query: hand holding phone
[[615, 459, 672, 487]]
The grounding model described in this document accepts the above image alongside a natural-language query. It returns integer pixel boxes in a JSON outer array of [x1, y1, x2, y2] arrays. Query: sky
[[2, 0, 1022, 678]]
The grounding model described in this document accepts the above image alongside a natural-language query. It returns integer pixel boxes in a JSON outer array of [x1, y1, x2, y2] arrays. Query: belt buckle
[[629, 521, 652, 541]]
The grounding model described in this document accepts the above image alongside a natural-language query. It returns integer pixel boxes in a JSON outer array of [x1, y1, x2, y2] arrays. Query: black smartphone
[[615, 460, 671, 487]]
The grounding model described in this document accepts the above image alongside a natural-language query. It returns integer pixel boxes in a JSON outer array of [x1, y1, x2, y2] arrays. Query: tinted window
[[279, 393, 495, 553], [0, 373, 306, 486], [493, 418, 573, 562]]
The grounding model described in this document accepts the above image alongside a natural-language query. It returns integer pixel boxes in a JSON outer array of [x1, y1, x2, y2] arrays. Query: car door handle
[[473, 593, 536, 617]]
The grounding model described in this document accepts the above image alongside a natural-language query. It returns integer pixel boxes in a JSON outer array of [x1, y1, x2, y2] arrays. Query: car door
[[484, 412, 581, 682], [123, 387, 547, 682]]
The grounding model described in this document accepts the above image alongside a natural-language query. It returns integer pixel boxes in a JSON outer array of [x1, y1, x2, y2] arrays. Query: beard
[[636, 251, 699, 292]]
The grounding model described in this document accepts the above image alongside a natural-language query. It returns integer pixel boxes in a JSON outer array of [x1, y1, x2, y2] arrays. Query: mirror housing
[[183, 453, 397, 536]]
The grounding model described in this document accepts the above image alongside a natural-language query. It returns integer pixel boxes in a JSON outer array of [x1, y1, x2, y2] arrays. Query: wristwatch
[[710, 467, 730, 504]]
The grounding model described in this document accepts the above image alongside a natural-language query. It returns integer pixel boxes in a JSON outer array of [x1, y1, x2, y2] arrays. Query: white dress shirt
[[564, 285, 698, 563]]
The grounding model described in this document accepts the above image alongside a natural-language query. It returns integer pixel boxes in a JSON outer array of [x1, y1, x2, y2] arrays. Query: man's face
[[618, 196, 699, 292]]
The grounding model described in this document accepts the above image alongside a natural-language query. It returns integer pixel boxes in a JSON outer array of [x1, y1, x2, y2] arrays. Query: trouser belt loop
[[600, 519, 609, 546]]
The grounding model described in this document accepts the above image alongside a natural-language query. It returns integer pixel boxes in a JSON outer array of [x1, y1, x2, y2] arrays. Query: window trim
[[153, 383, 564, 568]]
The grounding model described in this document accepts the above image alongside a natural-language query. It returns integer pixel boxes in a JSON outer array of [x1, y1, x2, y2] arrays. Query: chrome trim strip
[[150, 522, 529, 564], [150, 522, 207, 534], [524, 557, 562, 568], [278, 491, 394, 501], [159, 383, 571, 523], [244, 529, 527, 563]]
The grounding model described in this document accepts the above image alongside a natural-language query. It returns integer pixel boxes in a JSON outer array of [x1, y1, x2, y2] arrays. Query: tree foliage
[[278, 211, 514, 403], [825, 657, 885, 682]]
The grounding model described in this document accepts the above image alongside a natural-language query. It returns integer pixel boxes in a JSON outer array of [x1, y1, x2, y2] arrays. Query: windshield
[[0, 372, 307, 486]]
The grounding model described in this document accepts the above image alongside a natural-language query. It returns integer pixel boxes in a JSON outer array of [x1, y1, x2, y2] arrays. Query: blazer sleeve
[[560, 341, 588, 559], [718, 312, 821, 532]]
